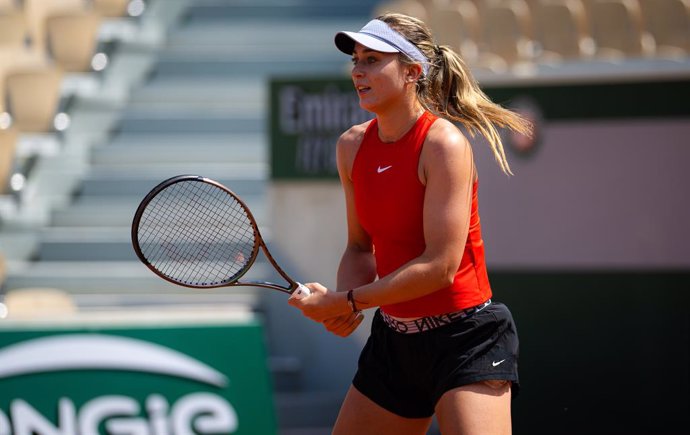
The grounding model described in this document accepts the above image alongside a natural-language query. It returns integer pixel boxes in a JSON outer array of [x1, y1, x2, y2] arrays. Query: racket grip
[[292, 283, 311, 299]]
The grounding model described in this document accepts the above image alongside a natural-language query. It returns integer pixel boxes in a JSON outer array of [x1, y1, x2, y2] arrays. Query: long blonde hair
[[378, 13, 532, 175]]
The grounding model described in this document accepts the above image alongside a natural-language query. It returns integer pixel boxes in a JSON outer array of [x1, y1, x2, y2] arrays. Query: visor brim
[[335, 31, 400, 55]]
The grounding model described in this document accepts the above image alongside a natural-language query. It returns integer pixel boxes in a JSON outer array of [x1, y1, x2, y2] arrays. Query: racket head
[[131, 175, 261, 289]]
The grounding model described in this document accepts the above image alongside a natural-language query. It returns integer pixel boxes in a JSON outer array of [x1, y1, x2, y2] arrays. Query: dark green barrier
[[490, 271, 690, 435]]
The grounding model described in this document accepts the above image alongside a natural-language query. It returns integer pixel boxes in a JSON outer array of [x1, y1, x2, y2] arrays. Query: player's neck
[[375, 103, 425, 143]]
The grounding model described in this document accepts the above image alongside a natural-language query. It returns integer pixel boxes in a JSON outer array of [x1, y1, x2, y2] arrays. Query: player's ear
[[406, 64, 423, 83]]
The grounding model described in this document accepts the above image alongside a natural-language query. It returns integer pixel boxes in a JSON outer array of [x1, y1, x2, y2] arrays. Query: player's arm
[[335, 123, 377, 294], [291, 123, 373, 335], [322, 125, 375, 336]]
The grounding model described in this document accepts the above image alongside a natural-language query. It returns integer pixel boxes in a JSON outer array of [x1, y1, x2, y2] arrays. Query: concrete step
[[75, 170, 267, 197], [89, 160, 267, 175], [127, 78, 265, 111], [180, 1, 376, 20], [152, 20, 348, 77], [106, 132, 266, 149], [167, 18, 364, 51], [37, 227, 137, 262], [113, 110, 263, 134], [150, 53, 345, 78], [36, 226, 277, 262], [50, 196, 267, 227], [3, 260, 271, 299], [156, 18, 358, 80], [123, 87, 264, 118], [90, 135, 266, 166]]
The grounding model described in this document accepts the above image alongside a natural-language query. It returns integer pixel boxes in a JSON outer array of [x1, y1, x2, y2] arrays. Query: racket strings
[[174, 185, 231, 283], [137, 180, 258, 286]]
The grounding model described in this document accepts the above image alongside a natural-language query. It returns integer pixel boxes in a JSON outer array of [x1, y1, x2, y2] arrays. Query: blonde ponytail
[[378, 13, 532, 175]]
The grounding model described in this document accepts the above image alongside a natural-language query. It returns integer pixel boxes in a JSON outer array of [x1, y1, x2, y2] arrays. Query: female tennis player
[[289, 13, 530, 435]]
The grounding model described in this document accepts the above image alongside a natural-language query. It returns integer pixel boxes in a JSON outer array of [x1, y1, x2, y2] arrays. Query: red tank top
[[351, 112, 492, 318]]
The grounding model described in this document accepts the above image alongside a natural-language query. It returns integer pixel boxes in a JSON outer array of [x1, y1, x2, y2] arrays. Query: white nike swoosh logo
[[0, 334, 228, 386], [377, 165, 392, 173], [492, 359, 506, 367]]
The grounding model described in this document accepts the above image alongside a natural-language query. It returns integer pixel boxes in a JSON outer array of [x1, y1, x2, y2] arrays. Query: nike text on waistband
[[381, 300, 492, 334]]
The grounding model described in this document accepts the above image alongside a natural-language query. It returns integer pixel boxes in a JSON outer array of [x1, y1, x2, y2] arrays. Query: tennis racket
[[131, 175, 310, 299]]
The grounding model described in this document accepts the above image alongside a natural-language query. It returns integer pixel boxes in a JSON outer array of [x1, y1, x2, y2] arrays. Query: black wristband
[[347, 289, 360, 313]]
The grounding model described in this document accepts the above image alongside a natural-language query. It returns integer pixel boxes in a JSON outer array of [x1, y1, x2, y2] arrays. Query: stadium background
[[0, 1, 688, 434]]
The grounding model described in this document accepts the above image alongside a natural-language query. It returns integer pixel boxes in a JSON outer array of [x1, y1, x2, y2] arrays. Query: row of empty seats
[[0, 0, 139, 196], [375, 0, 690, 71], [0, 1, 150, 316]]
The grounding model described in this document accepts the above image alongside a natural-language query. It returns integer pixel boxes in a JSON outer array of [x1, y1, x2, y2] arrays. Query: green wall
[[490, 271, 690, 435]]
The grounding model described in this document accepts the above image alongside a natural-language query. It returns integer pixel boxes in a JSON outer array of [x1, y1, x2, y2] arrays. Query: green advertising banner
[[269, 75, 690, 179], [0, 319, 276, 435], [269, 77, 372, 180]]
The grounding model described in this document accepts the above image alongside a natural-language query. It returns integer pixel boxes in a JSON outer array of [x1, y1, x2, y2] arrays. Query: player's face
[[350, 43, 408, 113]]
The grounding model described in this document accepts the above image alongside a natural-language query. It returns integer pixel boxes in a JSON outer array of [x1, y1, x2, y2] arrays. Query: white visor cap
[[335, 19, 429, 75]]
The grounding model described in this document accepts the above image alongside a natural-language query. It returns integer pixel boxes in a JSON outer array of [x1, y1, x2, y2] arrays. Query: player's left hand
[[288, 282, 351, 323], [324, 311, 364, 337]]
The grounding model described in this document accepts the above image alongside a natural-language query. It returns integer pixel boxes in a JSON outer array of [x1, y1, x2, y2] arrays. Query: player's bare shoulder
[[426, 117, 470, 152], [336, 120, 373, 175], [420, 117, 474, 183], [337, 120, 372, 151]]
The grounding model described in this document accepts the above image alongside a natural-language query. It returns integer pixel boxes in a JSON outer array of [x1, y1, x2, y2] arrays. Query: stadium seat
[[590, 0, 655, 59], [92, 0, 132, 17], [534, 0, 596, 61], [0, 127, 18, 194], [639, 0, 690, 58], [0, 252, 5, 289], [4, 67, 63, 132], [428, 0, 481, 64], [0, 0, 18, 12], [373, 0, 428, 21], [3, 287, 77, 318], [0, 46, 47, 113], [46, 11, 102, 72], [0, 8, 27, 48], [24, 0, 88, 54], [480, 0, 538, 70]]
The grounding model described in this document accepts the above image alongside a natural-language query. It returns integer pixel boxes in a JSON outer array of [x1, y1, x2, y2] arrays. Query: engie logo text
[[0, 332, 273, 435]]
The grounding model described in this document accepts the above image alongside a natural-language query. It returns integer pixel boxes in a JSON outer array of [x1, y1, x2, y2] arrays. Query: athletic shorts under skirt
[[352, 301, 520, 419]]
